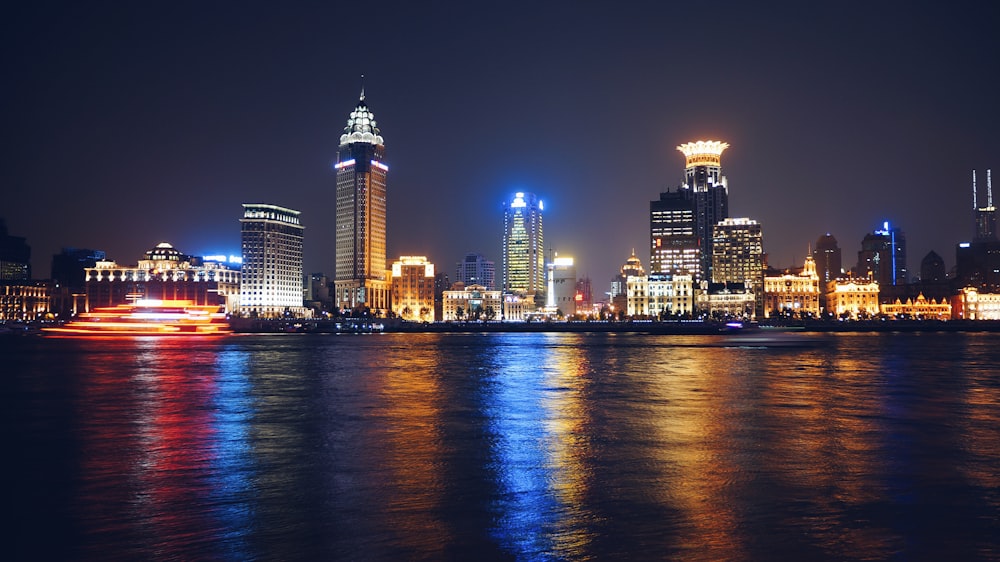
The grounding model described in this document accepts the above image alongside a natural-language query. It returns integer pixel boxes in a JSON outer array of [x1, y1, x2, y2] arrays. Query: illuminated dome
[[145, 242, 184, 262], [621, 249, 645, 277], [339, 90, 384, 146]]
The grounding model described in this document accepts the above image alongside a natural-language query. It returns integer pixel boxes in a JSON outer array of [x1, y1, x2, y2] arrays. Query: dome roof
[[621, 249, 645, 276], [339, 90, 384, 147], [145, 242, 183, 261]]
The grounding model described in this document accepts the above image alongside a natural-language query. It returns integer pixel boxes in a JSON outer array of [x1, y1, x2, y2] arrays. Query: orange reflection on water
[[366, 335, 451, 558]]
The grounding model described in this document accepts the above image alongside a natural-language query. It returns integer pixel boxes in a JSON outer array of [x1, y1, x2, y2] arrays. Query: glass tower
[[502, 192, 544, 300]]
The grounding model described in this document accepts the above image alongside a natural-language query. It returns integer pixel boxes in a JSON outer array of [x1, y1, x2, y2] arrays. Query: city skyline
[[4, 2, 998, 284]]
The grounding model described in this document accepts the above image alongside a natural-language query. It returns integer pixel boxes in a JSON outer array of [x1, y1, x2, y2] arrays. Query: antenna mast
[[973, 169, 978, 209], [989, 169, 994, 208]]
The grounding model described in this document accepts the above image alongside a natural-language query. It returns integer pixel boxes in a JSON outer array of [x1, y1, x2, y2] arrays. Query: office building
[[546, 255, 577, 316], [456, 252, 495, 290], [650, 188, 699, 278], [334, 89, 389, 311], [390, 256, 435, 321], [857, 221, 907, 286], [0, 218, 31, 281], [813, 234, 842, 283], [712, 217, 763, 316], [502, 191, 544, 303], [957, 170, 1000, 293], [240, 204, 305, 317]]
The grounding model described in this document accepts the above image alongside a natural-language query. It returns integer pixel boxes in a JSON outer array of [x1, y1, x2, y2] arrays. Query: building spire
[[973, 169, 978, 209], [359, 74, 365, 101], [989, 169, 993, 208]]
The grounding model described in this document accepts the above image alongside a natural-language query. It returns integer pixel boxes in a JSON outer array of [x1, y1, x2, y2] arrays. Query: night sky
[[4, 2, 999, 288]]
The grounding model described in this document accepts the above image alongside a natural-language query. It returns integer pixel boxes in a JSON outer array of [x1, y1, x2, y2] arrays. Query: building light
[[334, 159, 356, 169], [370, 160, 389, 171]]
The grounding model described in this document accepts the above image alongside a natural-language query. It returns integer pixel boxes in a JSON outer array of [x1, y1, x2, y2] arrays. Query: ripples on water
[[5, 332, 1000, 560]]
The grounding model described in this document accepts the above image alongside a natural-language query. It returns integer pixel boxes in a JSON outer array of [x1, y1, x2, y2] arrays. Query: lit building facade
[[0, 282, 49, 320], [240, 204, 305, 317], [712, 217, 763, 317], [502, 192, 544, 302], [334, 90, 389, 310], [501, 292, 529, 321], [698, 282, 755, 319], [456, 252, 495, 290], [650, 188, 699, 278], [86, 243, 241, 312], [390, 256, 435, 321], [880, 293, 951, 319], [826, 278, 880, 319], [764, 255, 821, 318], [546, 256, 577, 316], [442, 283, 502, 321], [679, 140, 730, 281], [626, 274, 694, 318], [952, 287, 1000, 320]]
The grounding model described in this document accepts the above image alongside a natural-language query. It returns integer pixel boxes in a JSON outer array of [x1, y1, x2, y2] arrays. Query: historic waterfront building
[[825, 278, 880, 319], [952, 287, 1000, 320], [334, 89, 389, 311], [456, 252, 495, 291], [390, 256, 435, 322], [502, 192, 544, 303], [442, 283, 502, 321], [698, 282, 755, 319], [763, 255, 821, 318], [240, 205, 305, 317], [626, 274, 694, 318], [0, 282, 49, 320], [87, 242, 241, 312], [880, 293, 951, 319]]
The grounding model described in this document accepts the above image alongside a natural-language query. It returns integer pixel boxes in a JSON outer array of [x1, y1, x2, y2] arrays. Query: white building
[[626, 274, 694, 318], [546, 256, 577, 316], [443, 283, 501, 321], [239, 204, 306, 317]]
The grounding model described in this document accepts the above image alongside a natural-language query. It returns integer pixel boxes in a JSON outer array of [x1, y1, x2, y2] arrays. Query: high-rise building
[[857, 221, 907, 286], [813, 233, 842, 283], [240, 204, 304, 317], [650, 188, 699, 278], [679, 140, 730, 281], [390, 256, 435, 321], [0, 218, 31, 281], [712, 217, 764, 316], [334, 89, 389, 311], [502, 192, 544, 302], [546, 255, 577, 316], [456, 252, 495, 290], [973, 169, 996, 242]]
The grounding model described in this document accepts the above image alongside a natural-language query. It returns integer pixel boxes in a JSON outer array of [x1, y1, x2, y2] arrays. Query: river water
[[5, 331, 1000, 560]]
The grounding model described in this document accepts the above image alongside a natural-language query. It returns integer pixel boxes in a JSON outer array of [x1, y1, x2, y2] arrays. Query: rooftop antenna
[[360, 74, 365, 101], [973, 169, 978, 209], [989, 169, 993, 208]]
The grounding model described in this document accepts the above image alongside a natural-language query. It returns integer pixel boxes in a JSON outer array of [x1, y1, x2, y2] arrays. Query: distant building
[[973, 169, 997, 242], [334, 89, 390, 311], [611, 251, 645, 317], [546, 256, 577, 316], [50, 247, 106, 317], [881, 293, 951, 319], [0, 281, 49, 320], [502, 192, 544, 303], [575, 276, 593, 313], [650, 188, 699, 279], [813, 233, 842, 283], [442, 283, 501, 321], [826, 278, 880, 319], [240, 204, 305, 317], [87, 242, 240, 312], [680, 140, 731, 281], [0, 218, 31, 281], [764, 255, 821, 318], [626, 274, 694, 318], [857, 221, 907, 286], [456, 252, 495, 290], [712, 217, 764, 317], [956, 171, 1000, 293], [391, 256, 435, 321], [952, 287, 1000, 320], [698, 282, 755, 319]]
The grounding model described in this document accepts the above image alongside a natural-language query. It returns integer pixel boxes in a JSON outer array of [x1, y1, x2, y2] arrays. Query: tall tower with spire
[[973, 169, 997, 241], [333, 87, 390, 311]]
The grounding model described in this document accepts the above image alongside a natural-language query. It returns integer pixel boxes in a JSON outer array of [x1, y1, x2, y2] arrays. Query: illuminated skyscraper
[[679, 140, 730, 281], [973, 169, 996, 242], [957, 169, 1000, 292], [334, 89, 389, 311], [712, 217, 764, 316], [651, 141, 730, 281], [240, 204, 304, 316], [813, 233, 842, 283], [390, 256, 435, 321], [502, 192, 544, 300]]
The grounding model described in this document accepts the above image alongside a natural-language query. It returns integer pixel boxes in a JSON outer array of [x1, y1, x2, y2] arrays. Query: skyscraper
[[813, 233, 842, 283], [678, 140, 730, 281], [712, 217, 764, 316], [240, 204, 304, 317], [857, 221, 906, 286], [973, 169, 997, 242], [0, 218, 31, 281], [334, 89, 389, 311], [957, 169, 1000, 292], [651, 141, 730, 281], [502, 192, 544, 302], [456, 252, 495, 290]]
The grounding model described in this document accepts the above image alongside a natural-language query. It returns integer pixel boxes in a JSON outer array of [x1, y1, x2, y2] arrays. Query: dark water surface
[[5, 332, 1000, 560]]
